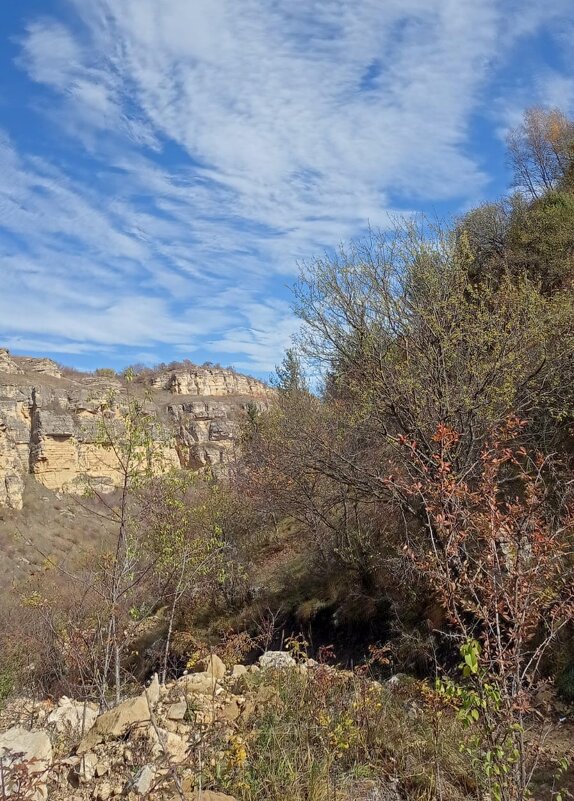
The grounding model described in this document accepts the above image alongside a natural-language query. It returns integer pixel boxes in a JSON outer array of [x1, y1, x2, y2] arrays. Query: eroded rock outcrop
[[0, 351, 273, 509], [150, 365, 274, 399]]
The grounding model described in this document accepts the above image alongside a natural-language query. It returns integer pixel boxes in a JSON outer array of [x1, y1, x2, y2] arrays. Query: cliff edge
[[0, 350, 272, 510]]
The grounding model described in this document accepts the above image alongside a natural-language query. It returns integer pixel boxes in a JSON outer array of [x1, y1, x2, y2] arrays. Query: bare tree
[[507, 107, 574, 198]]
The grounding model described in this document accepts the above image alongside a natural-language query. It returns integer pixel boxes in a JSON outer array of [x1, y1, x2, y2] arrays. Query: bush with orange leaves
[[394, 417, 574, 801]]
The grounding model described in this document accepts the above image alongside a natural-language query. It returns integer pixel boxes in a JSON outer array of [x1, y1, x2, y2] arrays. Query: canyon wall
[[0, 350, 272, 510]]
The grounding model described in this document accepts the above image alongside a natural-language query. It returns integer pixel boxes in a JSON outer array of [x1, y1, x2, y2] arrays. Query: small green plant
[[436, 640, 521, 801], [0, 667, 15, 706], [551, 756, 570, 801]]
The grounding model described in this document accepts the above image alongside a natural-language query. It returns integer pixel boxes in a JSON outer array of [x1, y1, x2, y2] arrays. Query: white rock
[[95, 761, 109, 778], [77, 695, 151, 753], [204, 654, 226, 680], [133, 764, 155, 795], [47, 697, 98, 735], [0, 725, 52, 776], [167, 701, 187, 720], [77, 752, 99, 783], [92, 780, 112, 801], [144, 673, 161, 705], [259, 651, 297, 670], [146, 725, 188, 763], [387, 673, 408, 688], [177, 672, 219, 695]]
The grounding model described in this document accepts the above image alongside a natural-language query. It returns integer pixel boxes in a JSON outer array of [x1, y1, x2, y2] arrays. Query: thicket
[[235, 107, 574, 800]]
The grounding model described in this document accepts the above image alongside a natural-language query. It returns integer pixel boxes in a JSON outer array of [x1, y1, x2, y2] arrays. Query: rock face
[[0, 351, 272, 510], [150, 365, 275, 399]]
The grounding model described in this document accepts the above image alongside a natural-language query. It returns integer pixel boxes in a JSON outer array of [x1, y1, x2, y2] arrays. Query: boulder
[[0, 726, 52, 799], [0, 726, 52, 771], [387, 673, 409, 688], [47, 696, 98, 735], [177, 672, 219, 695], [220, 697, 242, 723], [259, 651, 297, 670], [77, 695, 151, 753], [205, 654, 226, 680], [144, 673, 161, 705], [167, 701, 188, 720], [75, 752, 98, 783], [132, 764, 155, 795], [145, 725, 188, 763], [189, 653, 226, 679], [92, 780, 112, 801]]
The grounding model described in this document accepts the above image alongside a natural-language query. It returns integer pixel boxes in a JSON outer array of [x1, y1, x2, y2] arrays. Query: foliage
[[232, 107, 574, 798], [396, 420, 574, 800], [139, 472, 227, 681], [2, 378, 231, 704], [240, 206, 574, 639], [556, 665, 574, 705], [506, 107, 574, 199], [0, 750, 41, 801], [272, 348, 309, 394], [506, 190, 574, 291]]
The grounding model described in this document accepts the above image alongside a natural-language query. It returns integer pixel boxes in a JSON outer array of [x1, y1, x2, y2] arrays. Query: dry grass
[[186, 666, 474, 801], [0, 479, 115, 593]]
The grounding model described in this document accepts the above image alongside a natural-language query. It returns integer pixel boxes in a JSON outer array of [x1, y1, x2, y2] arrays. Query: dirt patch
[[0, 478, 115, 594]]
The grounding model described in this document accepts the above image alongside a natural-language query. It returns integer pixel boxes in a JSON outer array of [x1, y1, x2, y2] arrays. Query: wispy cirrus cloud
[[1, 0, 573, 374]]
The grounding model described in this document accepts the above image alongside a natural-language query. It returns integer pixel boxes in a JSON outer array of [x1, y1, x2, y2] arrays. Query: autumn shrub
[[391, 418, 574, 801], [0, 749, 43, 801], [0, 566, 118, 702]]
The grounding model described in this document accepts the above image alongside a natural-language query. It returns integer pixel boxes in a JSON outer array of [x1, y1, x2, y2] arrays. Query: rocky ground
[[0, 652, 404, 801], [1, 650, 573, 801]]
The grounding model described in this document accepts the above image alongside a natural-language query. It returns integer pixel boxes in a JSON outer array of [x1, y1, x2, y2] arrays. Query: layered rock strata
[[0, 350, 271, 510]]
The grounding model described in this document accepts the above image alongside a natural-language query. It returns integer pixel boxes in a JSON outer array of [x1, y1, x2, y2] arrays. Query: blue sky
[[1, 1, 573, 378]]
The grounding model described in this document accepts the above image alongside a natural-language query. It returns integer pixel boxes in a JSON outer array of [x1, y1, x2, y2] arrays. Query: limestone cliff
[[150, 365, 275, 398], [0, 350, 272, 510]]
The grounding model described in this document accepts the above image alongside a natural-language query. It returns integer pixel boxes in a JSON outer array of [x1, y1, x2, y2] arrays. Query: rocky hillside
[[0, 652, 405, 801], [2, 650, 569, 801], [0, 350, 273, 511]]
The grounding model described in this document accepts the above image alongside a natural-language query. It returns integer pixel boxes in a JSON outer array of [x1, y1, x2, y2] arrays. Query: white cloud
[[17, 19, 82, 86], [3, 0, 574, 373]]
